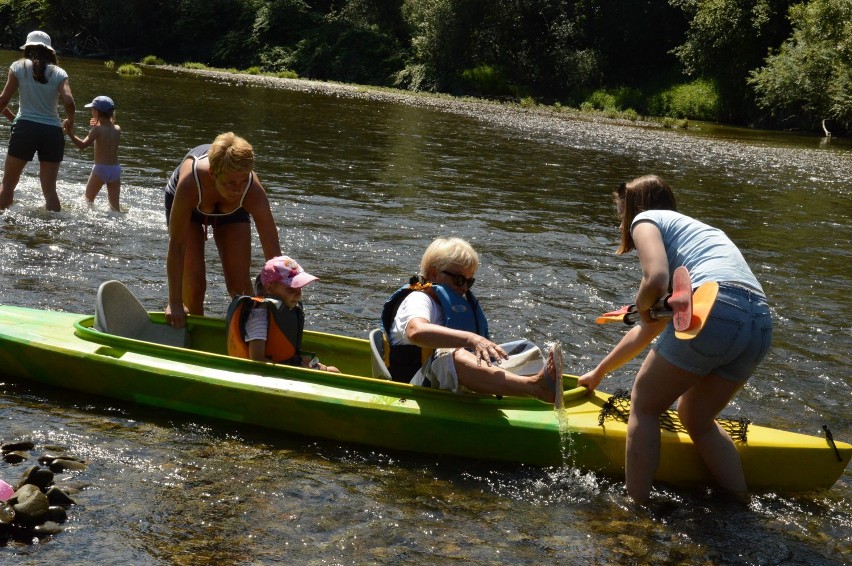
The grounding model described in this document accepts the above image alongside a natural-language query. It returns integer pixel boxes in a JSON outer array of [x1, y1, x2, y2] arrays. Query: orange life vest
[[225, 296, 303, 365]]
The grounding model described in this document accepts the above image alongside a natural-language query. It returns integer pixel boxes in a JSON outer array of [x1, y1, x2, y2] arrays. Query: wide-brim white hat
[[20, 31, 54, 52]]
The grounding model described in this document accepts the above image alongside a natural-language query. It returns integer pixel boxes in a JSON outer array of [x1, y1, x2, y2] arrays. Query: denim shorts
[[654, 283, 773, 382], [8, 119, 65, 162]]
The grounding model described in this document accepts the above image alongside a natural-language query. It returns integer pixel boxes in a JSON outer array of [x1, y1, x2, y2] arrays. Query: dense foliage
[[0, 0, 849, 134]]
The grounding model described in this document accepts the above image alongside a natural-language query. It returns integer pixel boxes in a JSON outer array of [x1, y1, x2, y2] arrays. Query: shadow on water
[[0, 53, 849, 563]]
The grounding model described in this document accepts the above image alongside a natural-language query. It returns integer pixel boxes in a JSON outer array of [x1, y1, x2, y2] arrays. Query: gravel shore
[[152, 65, 664, 134]]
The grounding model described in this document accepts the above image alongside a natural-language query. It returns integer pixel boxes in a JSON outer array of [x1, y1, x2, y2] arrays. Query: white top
[[11, 59, 68, 127], [389, 291, 444, 346], [244, 307, 268, 342]]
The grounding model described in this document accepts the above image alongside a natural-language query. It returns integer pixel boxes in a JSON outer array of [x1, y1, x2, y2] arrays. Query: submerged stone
[[2, 451, 28, 464], [49, 459, 87, 473], [11, 484, 49, 524], [16, 466, 53, 491], [46, 486, 76, 506], [0, 501, 14, 525], [1, 441, 34, 452]]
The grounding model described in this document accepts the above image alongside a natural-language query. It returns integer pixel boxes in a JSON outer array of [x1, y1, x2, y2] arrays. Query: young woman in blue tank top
[[579, 175, 772, 504]]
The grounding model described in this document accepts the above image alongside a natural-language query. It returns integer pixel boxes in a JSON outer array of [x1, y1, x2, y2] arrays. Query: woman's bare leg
[[626, 350, 698, 503], [0, 155, 28, 209], [39, 160, 61, 211], [214, 222, 254, 298], [678, 374, 747, 495]]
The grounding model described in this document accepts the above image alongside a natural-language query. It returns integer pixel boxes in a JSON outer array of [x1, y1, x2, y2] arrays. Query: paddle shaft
[[621, 298, 673, 325]]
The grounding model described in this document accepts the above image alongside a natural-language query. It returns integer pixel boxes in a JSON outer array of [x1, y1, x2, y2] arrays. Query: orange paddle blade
[[669, 266, 693, 331], [675, 281, 719, 340], [596, 304, 632, 324]]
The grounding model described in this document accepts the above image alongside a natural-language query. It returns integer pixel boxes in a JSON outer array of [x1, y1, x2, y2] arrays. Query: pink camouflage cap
[[259, 256, 318, 289]]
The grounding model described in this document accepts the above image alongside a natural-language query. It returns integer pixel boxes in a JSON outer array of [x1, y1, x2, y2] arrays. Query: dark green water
[[0, 53, 849, 564]]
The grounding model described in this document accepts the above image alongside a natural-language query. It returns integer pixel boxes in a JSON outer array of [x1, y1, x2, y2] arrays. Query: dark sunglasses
[[442, 270, 475, 288]]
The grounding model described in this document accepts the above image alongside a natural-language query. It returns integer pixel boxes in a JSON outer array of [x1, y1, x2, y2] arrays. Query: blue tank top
[[632, 210, 763, 293]]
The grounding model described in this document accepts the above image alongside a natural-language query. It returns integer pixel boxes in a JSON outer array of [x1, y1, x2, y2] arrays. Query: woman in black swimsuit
[[164, 132, 281, 328]]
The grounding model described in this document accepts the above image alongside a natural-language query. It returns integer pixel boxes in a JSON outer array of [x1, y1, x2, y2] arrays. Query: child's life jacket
[[226, 295, 304, 365]]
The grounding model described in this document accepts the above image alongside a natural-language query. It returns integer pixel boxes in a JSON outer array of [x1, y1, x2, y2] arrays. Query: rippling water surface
[[0, 54, 850, 564]]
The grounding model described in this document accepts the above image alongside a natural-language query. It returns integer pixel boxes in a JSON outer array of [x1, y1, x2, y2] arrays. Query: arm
[[66, 125, 96, 150], [578, 319, 667, 391], [248, 339, 267, 361], [579, 221, 671, 391], [58, 78, 75, 131], [243, 175, 281, 260], [405, 316, 507, 365], [0, 69, 18, 122], [632, 221, 670, 318], [164, 166, 196, 328]]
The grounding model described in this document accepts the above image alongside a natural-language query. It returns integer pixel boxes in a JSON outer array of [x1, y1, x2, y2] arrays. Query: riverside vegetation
[[0, 0, 849, 136]]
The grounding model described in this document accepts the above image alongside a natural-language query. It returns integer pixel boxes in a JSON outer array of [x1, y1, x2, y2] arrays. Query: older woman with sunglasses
[[381, 237, 563, 403]]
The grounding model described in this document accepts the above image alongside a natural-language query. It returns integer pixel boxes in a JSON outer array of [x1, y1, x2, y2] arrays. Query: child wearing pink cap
[[226, 256, 338, 372]]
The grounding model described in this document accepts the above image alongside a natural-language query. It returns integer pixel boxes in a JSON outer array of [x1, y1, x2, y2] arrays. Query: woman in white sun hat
[[0, 30, 76, 212]]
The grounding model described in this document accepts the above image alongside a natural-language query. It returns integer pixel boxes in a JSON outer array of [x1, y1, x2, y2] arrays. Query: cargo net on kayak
[[598, 389, 751, 442]]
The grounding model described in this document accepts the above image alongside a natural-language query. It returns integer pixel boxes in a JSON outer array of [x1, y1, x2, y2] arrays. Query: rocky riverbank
[[1, 441, 84, 545], [149, 64, 667, 133]]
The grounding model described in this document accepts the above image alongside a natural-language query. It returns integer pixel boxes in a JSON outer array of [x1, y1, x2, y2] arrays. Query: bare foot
[[534, 342, 564, 407]]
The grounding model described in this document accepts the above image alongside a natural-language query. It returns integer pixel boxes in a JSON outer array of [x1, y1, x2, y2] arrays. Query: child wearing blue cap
[[65, 95, 122, 211]]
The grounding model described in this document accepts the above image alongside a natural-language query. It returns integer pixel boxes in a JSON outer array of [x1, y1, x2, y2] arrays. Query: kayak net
[[598, 389, 751, 442]]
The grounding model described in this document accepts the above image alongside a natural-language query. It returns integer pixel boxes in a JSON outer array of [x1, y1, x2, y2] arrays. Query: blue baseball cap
[[85, 96, 115, 112]]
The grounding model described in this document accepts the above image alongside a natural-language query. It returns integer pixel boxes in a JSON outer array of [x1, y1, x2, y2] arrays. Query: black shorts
[[164, 191, 251, 227], [7, 119, 65, 162]]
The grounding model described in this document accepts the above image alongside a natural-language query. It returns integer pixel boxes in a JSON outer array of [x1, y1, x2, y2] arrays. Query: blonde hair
[[208, 132, 254, 177], [419, 237, 479, 279]]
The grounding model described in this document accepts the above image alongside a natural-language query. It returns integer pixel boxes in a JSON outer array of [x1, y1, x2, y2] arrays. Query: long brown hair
[[614, 175, 677, 254], [23, 45, 58, 84]]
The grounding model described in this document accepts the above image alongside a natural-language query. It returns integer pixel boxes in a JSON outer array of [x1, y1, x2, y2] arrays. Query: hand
[[62, 119, 71, 134], [639, 307, 657, 325], [165, 302, 188, 329], [468, 337, 508, 366], [578, 370, 604, 392]]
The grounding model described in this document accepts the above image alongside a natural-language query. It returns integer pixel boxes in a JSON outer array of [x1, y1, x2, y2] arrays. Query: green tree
[[749, 0, 852, 133], [671, 0, 792, 120]]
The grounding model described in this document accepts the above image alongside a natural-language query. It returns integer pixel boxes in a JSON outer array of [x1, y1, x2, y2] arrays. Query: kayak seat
[[368, 328, 392, 380], [94, 280, 190, 348]]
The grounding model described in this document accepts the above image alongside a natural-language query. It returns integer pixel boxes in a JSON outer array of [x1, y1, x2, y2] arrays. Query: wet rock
[[52, 480, 87, 495], [46, 505, 67, 523], [39, 452, 84, 466], [11, 484, 49, 524], [38, 453, 62, 466], [16, 465, 53, 490], [49, 458, 87, 472], [1, 441, 34, 452], [46, 486, 76, 506], [3, 451, 29, 464], [33, 521, 62, 536], [0, 442, 86, 544], [0, 501, 14, 525]]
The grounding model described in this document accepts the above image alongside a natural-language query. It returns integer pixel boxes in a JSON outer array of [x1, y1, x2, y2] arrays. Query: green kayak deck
[[0, 304, 848, 491]]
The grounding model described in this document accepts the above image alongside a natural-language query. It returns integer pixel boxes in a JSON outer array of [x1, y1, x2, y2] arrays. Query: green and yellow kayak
[[0, 304, 848, 491]]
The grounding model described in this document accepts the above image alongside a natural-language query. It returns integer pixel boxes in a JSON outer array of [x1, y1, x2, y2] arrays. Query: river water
[[0, 53, 849, 564]]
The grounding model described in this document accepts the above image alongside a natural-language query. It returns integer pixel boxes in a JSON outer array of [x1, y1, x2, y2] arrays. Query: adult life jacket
[[380, 278, 489, 383], [226, 295, 304, 365]]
